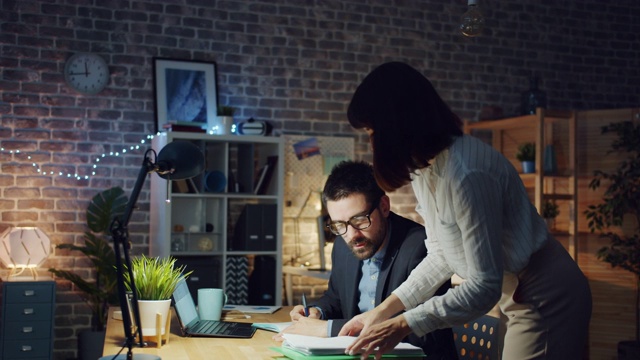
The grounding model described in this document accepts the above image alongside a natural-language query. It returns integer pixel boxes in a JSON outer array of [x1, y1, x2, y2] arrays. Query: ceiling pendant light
[[460, 0, 485, 37]]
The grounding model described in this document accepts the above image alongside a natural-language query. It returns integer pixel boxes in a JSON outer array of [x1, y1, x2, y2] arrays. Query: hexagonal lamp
[[0, 227, 51, 280]]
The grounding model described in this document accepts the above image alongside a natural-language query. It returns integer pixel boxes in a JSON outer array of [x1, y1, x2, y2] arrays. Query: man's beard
[[348, 236, 380, 260]]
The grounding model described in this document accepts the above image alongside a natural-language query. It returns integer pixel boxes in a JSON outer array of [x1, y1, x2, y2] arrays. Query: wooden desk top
[[103, 306, 292, 359]]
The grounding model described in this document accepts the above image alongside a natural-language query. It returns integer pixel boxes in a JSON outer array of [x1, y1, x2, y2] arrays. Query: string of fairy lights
[[1, 134, 157, 181]]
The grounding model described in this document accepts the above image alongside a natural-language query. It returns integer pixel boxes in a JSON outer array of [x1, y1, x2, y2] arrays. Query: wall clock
[[64, 53, 110, 94]]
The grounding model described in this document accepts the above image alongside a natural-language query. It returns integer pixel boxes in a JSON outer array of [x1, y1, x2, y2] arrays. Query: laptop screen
[[173, 279, 199, 328]]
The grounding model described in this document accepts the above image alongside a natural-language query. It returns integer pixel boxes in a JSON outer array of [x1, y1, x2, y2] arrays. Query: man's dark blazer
[[314, 212, 458, 359]]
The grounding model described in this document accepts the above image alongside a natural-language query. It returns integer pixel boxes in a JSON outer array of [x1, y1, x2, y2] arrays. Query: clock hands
[[68, 61, 91, 77]]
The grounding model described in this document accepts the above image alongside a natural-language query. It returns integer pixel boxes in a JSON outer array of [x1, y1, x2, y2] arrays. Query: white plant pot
[[212, 116, 234, 134], [137, 299, 171, 336]]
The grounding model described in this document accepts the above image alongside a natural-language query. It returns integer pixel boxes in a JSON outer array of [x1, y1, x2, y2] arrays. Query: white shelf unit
[[150, 132, 284, 306]]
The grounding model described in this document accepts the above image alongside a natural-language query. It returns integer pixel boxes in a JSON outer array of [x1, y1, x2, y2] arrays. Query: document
[[279, 334, 425, 357], [222, 304, 281, 314], [252, 322, 292, 333]]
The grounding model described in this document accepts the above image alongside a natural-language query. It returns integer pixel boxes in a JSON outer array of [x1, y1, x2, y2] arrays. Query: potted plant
[[124, 255, 191, 338], [49, 187, 128, 360], [516, 142, 536, 173], [584, 120, 640, 360], [541, 200, 559, 229], [215, 105, 236, 134]]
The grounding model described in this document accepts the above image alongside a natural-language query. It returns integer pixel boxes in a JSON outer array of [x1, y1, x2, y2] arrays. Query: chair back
[[453, 315, 500, 360]]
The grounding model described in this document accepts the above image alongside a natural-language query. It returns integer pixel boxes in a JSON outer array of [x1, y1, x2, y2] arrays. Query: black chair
[[453, 315, 500, 360]]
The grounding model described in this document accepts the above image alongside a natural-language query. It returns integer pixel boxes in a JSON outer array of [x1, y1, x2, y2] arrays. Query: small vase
[[521, 74, 547, 115], [543, 144, 557, 175]]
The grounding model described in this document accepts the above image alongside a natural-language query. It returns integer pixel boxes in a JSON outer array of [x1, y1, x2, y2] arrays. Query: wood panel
[[576, 108, 639, 359]]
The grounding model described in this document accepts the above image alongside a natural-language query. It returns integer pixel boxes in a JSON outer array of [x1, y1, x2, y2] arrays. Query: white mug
[[197, 288, 227, 321]]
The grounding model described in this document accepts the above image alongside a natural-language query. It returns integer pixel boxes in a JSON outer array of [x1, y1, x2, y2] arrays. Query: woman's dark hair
[[322, 160, 385, 207], [347, 62, 463, 191]]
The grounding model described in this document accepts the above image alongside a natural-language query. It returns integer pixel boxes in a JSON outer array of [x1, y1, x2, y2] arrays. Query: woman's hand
[[338, 309, 382, 337], [344, 315, 413, 360], [339, 294, 405, 337]]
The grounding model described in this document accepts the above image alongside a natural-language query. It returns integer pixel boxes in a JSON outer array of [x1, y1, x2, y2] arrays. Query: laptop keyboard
[[195, 321, 234, 335]]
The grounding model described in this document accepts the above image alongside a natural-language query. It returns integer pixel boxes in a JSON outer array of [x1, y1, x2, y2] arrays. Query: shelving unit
[[149, 132, 284, 306], [464, 108, 578, 259]]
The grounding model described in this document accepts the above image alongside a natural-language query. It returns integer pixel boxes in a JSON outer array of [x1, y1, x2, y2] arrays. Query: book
[[253, 163, 269, 194], [255, 155, 278, 195], [252, 322, 292, 333], [279, 334, 425, 357], [162, 122, 206, 133], [172, 179, 189, 193]]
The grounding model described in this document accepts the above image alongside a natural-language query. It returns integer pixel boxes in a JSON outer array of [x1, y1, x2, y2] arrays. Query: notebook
[[171, 279, 256, 338]]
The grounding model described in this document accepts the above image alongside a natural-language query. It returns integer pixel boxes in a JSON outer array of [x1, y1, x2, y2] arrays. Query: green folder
[[269, 346, 426, 360]]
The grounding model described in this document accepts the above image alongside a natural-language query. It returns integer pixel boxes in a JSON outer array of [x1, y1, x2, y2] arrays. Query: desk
[[103, 306, 292, 359], [282, 266, 331, 305]]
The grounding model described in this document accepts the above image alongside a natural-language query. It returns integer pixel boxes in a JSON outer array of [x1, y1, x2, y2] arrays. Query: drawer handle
[[23, 308, 34, 315], [22, 326, 33, 333], [21, 345, 33, 352], [23, 290, 35, 297]]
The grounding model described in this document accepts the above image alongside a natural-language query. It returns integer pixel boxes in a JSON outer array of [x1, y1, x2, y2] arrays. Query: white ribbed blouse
[[393, 134, 549, 337]]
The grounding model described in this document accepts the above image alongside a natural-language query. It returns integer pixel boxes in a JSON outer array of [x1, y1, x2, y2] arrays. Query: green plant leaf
[[49, 186, 128, 331], [124, 255, 192, 301], [87, 187, 128, 233]]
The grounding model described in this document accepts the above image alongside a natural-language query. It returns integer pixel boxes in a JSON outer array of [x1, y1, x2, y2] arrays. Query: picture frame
[[153, 58, 218, 133]]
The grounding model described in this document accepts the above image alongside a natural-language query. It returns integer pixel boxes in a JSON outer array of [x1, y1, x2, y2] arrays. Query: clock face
[[64, 53, 110, 94], [198, 237, 214, 252]]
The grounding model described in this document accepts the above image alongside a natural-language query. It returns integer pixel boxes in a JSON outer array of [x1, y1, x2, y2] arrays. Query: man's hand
[[289, 304, 321, 320], [272, 317, 328, 341]]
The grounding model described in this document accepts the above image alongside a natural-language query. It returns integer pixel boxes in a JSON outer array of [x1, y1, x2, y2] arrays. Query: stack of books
[[162, 122, 206, 133]]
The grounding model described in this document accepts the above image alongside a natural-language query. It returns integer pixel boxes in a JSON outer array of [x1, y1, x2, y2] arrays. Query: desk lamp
[[0, 227, 51, 280], [100, 140, 204, 360]]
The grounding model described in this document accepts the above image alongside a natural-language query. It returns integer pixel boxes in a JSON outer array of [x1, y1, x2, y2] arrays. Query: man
[[279, 160, 457, 359]]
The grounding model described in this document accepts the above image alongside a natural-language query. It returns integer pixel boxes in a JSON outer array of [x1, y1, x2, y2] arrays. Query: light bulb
[[460, 0, 484, 37]]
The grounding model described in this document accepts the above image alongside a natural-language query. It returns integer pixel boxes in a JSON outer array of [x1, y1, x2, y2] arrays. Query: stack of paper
[[279, 334, 425, 357], [252, 322, 292, 333]]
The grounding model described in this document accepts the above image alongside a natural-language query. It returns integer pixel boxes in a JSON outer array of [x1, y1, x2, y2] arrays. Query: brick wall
[[1, 0, 639, 359]]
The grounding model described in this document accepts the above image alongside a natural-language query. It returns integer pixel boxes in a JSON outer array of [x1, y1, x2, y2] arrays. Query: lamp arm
[[109, 151, 157, 359]]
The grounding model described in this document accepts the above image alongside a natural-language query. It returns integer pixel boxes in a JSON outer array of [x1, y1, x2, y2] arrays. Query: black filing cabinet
[[0, 281, 55, 360]]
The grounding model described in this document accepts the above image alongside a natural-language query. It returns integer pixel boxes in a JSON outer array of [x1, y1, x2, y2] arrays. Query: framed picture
[[153, 58, 218, 133]]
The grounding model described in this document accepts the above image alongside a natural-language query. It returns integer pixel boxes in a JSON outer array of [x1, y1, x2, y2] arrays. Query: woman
[[339, 62, 591, 360]]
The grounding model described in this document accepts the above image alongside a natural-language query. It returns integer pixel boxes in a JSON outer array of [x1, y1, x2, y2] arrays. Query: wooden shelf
[[465, 108, 579, 260]]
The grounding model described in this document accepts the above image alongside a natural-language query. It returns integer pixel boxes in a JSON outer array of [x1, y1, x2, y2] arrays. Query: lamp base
[[99, 354, 161, 360], [8, 267, 39, 281]]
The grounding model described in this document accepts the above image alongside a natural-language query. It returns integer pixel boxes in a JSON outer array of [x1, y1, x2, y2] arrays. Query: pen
[[302, 293, 309, 317]]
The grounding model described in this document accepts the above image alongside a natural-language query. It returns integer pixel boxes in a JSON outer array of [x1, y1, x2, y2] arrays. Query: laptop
[[171, 279, 256, 338]]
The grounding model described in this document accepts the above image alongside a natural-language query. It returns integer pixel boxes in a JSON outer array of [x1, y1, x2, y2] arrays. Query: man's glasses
[[326, 198, 380, 236]]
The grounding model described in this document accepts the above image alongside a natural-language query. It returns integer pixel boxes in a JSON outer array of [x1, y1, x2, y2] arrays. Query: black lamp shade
[[156, 141, 205, 180]]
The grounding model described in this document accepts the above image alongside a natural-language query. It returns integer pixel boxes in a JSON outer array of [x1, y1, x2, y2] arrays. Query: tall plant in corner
[[50, 187, 128, 331], [584, 121, 640, 345]]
